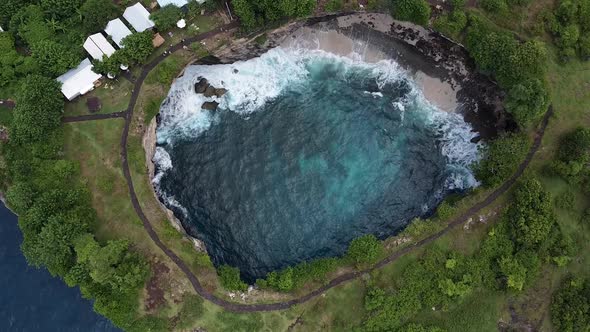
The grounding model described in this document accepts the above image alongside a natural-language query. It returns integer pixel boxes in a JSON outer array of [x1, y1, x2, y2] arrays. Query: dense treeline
[[1, 58, 158, 332], [538, 0, 590, 61], [231, 0, 317, 30], [361, 176, 573, 331]]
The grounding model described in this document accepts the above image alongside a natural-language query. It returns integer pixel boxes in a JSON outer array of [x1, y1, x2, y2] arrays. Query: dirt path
[[113, 21, 553, 312]]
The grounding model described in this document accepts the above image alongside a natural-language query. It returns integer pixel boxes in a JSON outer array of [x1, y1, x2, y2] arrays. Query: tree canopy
[[11, 75, 64, 143], [150, 4, 183, 30], [120, 31, 154, 64], [80, 0, 118, 33], [391, 0, 432, 25]]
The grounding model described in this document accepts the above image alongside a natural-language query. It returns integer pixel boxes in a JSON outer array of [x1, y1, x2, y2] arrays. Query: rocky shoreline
[[208, 12, 513, 139], [144, 12, 513, 265]]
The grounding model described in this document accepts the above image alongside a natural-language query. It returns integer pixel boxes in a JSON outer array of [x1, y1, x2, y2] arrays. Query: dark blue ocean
[[0, 202, 119, 332]]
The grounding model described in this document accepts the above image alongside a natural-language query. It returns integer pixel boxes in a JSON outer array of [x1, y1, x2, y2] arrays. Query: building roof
[[157, 0, 188, 7], [123, 3, 155, 32], [104, 18, 133, 48], [152, 33, 165, 48], [56, 59, 102, 101], [83, 33, 117, 60]]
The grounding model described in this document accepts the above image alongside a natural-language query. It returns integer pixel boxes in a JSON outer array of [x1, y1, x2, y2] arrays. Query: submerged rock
[[194, 78, 209, 94], [214, 88, 227, 97], [201, 101, 219, 111]]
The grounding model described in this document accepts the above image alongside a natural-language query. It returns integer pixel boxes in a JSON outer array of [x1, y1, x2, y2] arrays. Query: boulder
[[214, 88, 227, 97], [201, 101, 219, 111], [203, 86, 217, 97], [194, 78, 209, 94]]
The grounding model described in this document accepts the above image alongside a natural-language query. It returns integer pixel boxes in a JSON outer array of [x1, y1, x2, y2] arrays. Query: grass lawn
[[146, 14, 221, 64], [63, 78, 133, 116]]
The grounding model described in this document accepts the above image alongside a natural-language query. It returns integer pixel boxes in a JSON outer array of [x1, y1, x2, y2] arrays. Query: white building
[[157, 0, 188, 6], [123, 3, 155, 33], [104, 18, 133, 48], [56, 59, 102, 101], [157, 0, 207, 6], [83, 33, 117, 60]]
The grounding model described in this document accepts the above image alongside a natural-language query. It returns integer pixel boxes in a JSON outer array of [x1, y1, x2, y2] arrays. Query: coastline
[[144, 13, 512, 276]]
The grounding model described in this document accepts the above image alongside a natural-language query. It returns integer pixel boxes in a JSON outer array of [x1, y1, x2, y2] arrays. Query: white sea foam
[[155, 45, 481, 193]]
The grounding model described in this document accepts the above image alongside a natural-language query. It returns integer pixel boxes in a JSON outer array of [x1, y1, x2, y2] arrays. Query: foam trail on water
[[154, 46, 481, 201]]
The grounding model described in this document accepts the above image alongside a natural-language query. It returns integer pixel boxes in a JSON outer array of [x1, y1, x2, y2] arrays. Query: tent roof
[[56, 59, 102, 101], [123, 3, 155, 32], [157, 0, 188, 7], [84, 33, 116, 60], [105, 18, 133, 48]]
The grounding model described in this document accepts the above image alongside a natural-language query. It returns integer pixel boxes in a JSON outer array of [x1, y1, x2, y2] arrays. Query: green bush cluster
[[433, 10, 467, 39], [217, 264, 248, 291], [390, 0, 432, 25], [93, 31, 154, 76], [550, 127, 590, 185], [550, 276, 590, 332], [465, 15, 549, 127], [347, 234, 384, 267], [480, 0, 531, 13], [361, 176, 572, 330], [474, 133, 530, 187], [255, 234, 385, 292], [538, 0, 590, 61], [257, 257, 341, 292], [325, 0, 344, 12], [232, 0, 316, 31], [150, 4, 184, 31]]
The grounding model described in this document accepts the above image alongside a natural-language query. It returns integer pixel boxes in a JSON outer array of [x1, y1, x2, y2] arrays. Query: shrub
[[347, 234, 383, 266], [150, 4, 183, 31], [480, 0, 507, 13], [505, 78, 549, 127], [474, 133, 530, 187], [433, 10, 467, 38], [217, 265, 248, 291], [554, 189, 576, 211], [324, 0, 343, 12], [391, 0, 432, 25], [434, 201, 455, 221], [551, 276, 590, 332]]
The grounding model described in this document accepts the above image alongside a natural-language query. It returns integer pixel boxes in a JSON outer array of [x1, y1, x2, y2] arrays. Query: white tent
[[176, 19, 186, 29], [56, 59, 102, 101], [123, 3, 155, 33], [83, 33, 116, 60], [157, 0, 188, 7], [105, 18, 133, 48]]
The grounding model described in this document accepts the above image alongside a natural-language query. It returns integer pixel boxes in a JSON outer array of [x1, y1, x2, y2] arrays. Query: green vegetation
[[325, 0, 344, 12], [231, 0, 316, 30], [474, 133, 530, 187], [391, 0, 432, 25], [2, 83, 152, 330], [361, 175, 570, 330], [347, 234, 384, 267], [217, 265, 248, 291], [150, 4, 183, 31], [80, 0, 118, 33], [10, 75, 63, 144], [550, 276, 590, 332], [538, 0, 590, 61]]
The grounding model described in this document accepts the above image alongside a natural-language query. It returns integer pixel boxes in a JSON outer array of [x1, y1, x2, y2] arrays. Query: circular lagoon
[[154, 47, 479, 281]]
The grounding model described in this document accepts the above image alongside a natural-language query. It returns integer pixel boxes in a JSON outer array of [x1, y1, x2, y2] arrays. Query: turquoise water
[[0, 202, 119, 331], [155, 49, 479, 281]]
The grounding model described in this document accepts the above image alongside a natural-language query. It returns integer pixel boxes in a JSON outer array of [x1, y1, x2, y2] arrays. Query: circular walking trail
[[66, 22, 553, 312]]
